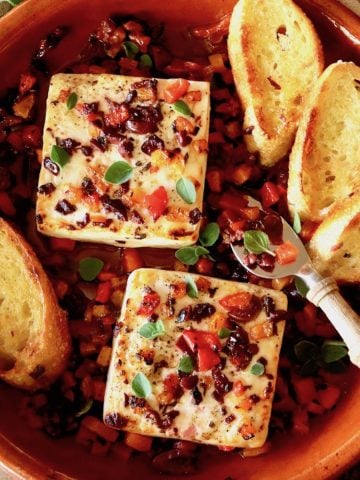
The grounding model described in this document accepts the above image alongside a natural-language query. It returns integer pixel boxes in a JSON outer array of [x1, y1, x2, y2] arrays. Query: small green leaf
[[51, 145, 70, 168], [4, 0, 22, 6], [250, 362, 265, 376], [321, 340, 348, 364], [243, 230, 274, 256], [175, 246, 198, 266], [139, 320, 165, 340], [186, 276, 198, 298], [294, 340, 319, 362], [295, 277, 309, 298], [75, 399, 93, 418], [195, 245, 210, 257], [176, 177, 196, 204], [123, 41, 139, 58], [173, 100, 192, 116], [218, 327, 232, 339], [200, 222, 220, 247], [66, 92, 78, 110], [132, 372, 152, 398], [79, 257, 104, 281], [140, 54, 153, 68], [178, 355, 194, 373], [104, 161, 133, 184], [292, 211, 302, 234]]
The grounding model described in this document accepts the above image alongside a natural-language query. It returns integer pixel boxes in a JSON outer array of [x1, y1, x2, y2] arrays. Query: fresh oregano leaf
[[176, 177, 196, 204], [104, 161, 133, 184], [321, 340, 348, 363], [195, 245, 209, 257], [79, 257, 104, 281], [75, 399, 93, 418], [123, 41, 139, 58], [175, 246, 199, 265], [131, 372, 152, 398], [218, 327, 232, 339], [173, 100, 192, 116], [294, 340, 319, 363], [51, 145, 70, 168], [243, 230, 274, 256], [66, 92, 78, 110], [140, 54, 153, 68], [295, 277, 309, 298], [139, 320, 165, 340], [200, 222, 220, 247], [292, 211, 302, 234], [250, 362, 265, 376], [178, 355, 194, 373], [186, 276, 198, 299]]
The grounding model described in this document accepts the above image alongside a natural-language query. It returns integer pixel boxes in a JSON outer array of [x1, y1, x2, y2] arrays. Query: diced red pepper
[[22, 125, 42, 148], [0, 192, 16, 216], [292, 376, 316, 405], [137, 292, 160, 315], [218, 190, 248, 214], [104, 104, 130, 126], [260, 181, 280, 208], [182, 329, 222, 352], [198, 347, 221, 371], [275, 241, 298, 265], [95, 281, 112, 303], [163, 78, 190, 103], [219, 291, 253, 311], [143, 186, 168, 220], [19, 72, 36, 95], [49, 237, 76, 251]]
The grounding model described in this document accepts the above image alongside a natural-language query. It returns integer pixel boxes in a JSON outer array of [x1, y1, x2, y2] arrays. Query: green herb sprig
[[294, 339, 348, 376]]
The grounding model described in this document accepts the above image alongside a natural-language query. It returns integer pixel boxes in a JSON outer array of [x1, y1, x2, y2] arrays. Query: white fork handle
[[306, 276, 360, 368]]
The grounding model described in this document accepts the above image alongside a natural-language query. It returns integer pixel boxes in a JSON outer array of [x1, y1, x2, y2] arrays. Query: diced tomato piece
[[163, 78, 190, 103], [19, 72, 37, 95], [218, 190, 248, 214], [292, 408, 310, 435], [22, 125, 42, 148], [137, 292, 160, 315], [104, 104, 130, 126], [292, 376, 316, 405], [219, 291, 253, 311], [0, 192, 16, 216], [97, 271, 117, 281], [198, 347, 221, 371], [206, 169, 223, 192], [195, 257, 213, 274], [317, 385, 341, 410], [260, 181, 280, 208], [182, 329, 222, 352], [95, 281, 112, 303], [93, 380, 106, 402], [143, 186, 168, 220], [275, 241, 298, 265], [233, 380, 246, 396], [49, 237, 76, 251], [307, 401, 325, 415], [163, 373, 182, 401]]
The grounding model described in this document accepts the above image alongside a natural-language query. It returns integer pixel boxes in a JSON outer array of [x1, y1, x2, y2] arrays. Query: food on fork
[[288, 61, 360, 221], [228, 0, 324, 166], [0, 218, 71, 390], [104, 268, 287, 449], [308, 189, 360, 283], [36, 73, 210, 248]]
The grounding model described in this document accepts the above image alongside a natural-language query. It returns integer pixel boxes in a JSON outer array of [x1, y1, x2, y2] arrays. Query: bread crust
[[228, 0, 323, 166], [308, 190, 360, 283], [288, 61, 360, 221], [0, 218, 71, 390]]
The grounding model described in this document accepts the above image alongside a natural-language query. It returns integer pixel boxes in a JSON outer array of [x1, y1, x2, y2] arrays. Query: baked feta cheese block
[[104, 268, 287, 448], [36, 74, 210, 247]]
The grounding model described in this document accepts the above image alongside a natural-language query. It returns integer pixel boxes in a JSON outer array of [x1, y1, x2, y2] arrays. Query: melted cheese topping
[[36, 74, 210, 247], [104, 268, 287, 448]]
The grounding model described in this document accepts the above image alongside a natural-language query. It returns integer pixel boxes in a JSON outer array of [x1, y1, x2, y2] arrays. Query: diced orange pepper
[[163, 78, 190, 103], [275, 241, 299, 265], [233, 380, 246, 396], [232, 164, 252, 184], [249, 321, 274, 341], [125, 432, 152, 452], [82, 416, 119, 442], [240, 423, 255, 440], [123, 248, 144, 273]]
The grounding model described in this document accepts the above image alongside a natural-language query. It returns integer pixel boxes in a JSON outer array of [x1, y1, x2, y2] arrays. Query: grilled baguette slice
[[228, 0, 323, 166], [288, 61, 360, 221], [0, 218, 71, 390], [308, 190, 360, 283]]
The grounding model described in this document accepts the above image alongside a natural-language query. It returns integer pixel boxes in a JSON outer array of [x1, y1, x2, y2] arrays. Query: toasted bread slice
[[228, 0, 323, 166], [0, 218, 71, 390], [288, 61, 360, 221], [308, 190, 360, 283]]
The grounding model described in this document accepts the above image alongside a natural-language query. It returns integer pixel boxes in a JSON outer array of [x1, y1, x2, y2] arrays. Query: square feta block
[[36, 74, 210, 247], [104, 268, 287, 449]]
